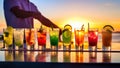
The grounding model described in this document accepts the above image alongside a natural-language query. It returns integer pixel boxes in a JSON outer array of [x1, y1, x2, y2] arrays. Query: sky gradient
[[0, 0, 120, 33]]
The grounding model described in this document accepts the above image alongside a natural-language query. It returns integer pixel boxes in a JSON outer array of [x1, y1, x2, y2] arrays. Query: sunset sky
[[0, 0, 120, 33]]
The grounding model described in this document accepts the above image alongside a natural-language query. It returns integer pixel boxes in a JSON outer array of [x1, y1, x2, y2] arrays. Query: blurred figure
[[4, 0, 60, 29]]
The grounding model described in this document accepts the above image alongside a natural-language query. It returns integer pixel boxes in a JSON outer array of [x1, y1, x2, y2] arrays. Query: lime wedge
[[103, 25, 114, 33], [64, 24, 72, 30], [63, 29, 71, 38]]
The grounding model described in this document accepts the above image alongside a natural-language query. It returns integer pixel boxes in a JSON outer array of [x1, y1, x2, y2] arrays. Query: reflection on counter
[[14, 51, 24, 62], [36, 52, 46, 62], [2, 51, 115, 63], [51, 52, 58, 62], [76, 52, 83, 63], [5, 51, 13, 61], [89, 52, 97, 63], [64, 52, 71, 62], [102, 52, 111, 63]]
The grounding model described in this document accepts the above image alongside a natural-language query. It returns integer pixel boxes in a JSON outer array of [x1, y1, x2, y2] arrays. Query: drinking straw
[[88, 23, 90, 32]]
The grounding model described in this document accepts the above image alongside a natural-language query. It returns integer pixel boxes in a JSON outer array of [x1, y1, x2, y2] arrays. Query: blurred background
[[0, 0, 120, 34]]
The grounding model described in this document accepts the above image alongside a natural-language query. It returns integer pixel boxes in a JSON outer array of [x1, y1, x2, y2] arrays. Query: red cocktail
[[88, 29, 98, 51], [37, 30, 46, 46]]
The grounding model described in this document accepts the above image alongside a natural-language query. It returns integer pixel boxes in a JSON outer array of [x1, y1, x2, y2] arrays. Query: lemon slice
[[103, 25, 114, 33], [64, 24, 72, 31], [7, 26, 13, 34]]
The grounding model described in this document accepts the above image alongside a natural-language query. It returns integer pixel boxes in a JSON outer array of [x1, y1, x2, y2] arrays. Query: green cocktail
[[14, 29, 24, 49], [50, 29, 59, 47], [62, 24, 72, 50], [62, 29, 72, 45]]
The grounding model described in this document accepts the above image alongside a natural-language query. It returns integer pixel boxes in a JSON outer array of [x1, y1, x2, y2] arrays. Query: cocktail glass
[[37, 28, 47, 50], [88, 28, 98, 51], [49, 28, 59, 50], [62, 29, 72, 50], [14, 29, 24, 50], [102, 30, 112, 51], [3, 27, 13, 50], [25, 29, 35, 50], [75, 28, 85, 50], [62, 24, 72, 50]]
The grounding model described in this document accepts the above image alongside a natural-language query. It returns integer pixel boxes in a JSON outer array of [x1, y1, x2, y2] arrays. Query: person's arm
[[10, 6, 35, 18], [37, 14, 59, 28], [34, 12, 62, 35]]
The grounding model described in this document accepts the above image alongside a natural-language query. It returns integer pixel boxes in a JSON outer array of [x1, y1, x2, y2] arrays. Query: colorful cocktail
[[25, 29, 35, 50], [88, 29, 98, 51], [49, 28, 59, 50], [37, 27, 47, 50], [75, 29, 85, 50], [102, 25, 114, 51], [62, 24, 72, 50], [3, 26, 13, 49], [14, 29, 24, 50]]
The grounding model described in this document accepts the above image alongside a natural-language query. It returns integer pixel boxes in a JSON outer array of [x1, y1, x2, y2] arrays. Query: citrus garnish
[[62, 24, 72, 38], [7, 26, 13, 34], [4, 26, 13, 37], [64, 24, 72, 31], [63, 29, 71, 38], [103, 25, 114, 33]]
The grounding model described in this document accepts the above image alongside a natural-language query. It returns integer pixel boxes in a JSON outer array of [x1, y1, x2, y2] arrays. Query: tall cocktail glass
[[25, 29, 35, 50], [49, 28, 59, 50], [88, 28, 98, 51], [3, 26, 13, 50], [37, 28, 47, 50], [14, 29, 24, 50], [75, 28, 85, 50], [102, 25, 114, 51], [62, 24, 72, 50]]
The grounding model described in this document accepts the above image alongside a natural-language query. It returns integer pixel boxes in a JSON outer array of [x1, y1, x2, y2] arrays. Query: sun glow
[[63, 18, 89, 32]]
